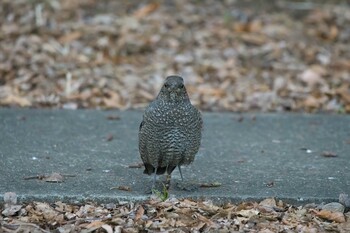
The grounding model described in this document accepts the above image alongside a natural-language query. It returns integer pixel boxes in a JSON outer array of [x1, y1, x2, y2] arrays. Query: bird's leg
[[178, 166, 184, 181], [165, 173, 171, 190], [152, 168, 157, 190]]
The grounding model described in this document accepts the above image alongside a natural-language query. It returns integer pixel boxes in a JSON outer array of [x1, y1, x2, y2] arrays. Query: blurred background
[[0, 0, 349, 112]]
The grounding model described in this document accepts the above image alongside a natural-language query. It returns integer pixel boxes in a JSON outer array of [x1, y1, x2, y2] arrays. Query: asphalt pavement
[[0, 108, 349, 204]]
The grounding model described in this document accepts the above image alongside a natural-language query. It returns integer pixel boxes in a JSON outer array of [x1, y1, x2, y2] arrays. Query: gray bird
[[139, 75, 202, 189]]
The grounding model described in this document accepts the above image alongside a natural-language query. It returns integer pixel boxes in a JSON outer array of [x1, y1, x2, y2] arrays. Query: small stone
[[105, 203, 117, 210], [2, 205, 22, 217], [4, 192, 17, 205], [339, 193, 350, 208], [322, 202, 345, 213]]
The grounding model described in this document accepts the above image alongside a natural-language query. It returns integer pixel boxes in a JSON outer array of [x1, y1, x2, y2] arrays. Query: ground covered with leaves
[[0, 0, 350, 112], [1, 193, 350, 233]]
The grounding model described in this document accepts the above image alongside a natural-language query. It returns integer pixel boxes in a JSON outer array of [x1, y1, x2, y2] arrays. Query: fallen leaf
[[299, 68, 324, 86], [314, 209, 345, 223], [321, 151, 337, 157], [42, 172, 64, 183], [237, 209, 260, 218], [260, 198, 277, 208], [135, 205, 145, 222], [336, 85, 350, 104], [101, 224, 114, 233], [200, 182, 222, 188], [105, 134, 114, 141], [240, 34, 267, 46], [128, 162, 144, 168], [84, 221, 105, 229], [1, 95, 31, 107], [259, 229, 274, 233], [133, 3, 160, 19], [102, 91, 122, 109], [106, 115, 121, 120], [193, 212, 215, 227], [33, 202, 64, 223], [58, 31, 82, 44], [110, 186, 132, 191], [303, 96, 322, 109]]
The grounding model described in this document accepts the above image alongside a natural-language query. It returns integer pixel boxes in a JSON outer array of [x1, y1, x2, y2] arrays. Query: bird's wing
[[139, 119, 144, 131]]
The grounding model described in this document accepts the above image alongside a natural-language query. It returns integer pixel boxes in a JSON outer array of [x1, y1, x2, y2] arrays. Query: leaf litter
[[1, 194, 350, 232], [0, 0, 349, 112]]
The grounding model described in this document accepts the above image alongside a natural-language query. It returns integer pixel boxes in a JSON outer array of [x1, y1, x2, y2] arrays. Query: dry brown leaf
[[101, 224, 114, 233], [115, 186, 132, 191], [135, 205, 144, 222], [133, 3, 160, 19], [331, 60, 350, 70], [102, 91, 123, 109], [194, 212, 215, 227], [303, 96, 322, 109], [315, 209, 346, 223], [200, 182, 222, 188], [328, 25, 339, 41], [106, 115, 121, 120], [42, 172, 64, 183], [1, 95, 31, 107], [33, 202, 64, 223], [180, 199, 198, 208], [321, 151, 337, 157], [259, 229, 275, 233], [197, 86, 226, 98], [237, 209, 259, 218], [259, 198, 277, 208], [299, 69, 323, 86], [128, 162, 144, 168], [59, 31, 82, 44], [336, 85, 350, 104], [105, 134, 114, 142], [84, 221, 105, 229], [240, 34, 267, 46], [306, 9, 331, 23], [236, 202, 256, 211]]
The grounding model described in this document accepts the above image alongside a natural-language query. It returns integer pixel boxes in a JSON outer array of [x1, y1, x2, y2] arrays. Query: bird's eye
[[164, 83, 169, 88], [179, 84, 184, 88]]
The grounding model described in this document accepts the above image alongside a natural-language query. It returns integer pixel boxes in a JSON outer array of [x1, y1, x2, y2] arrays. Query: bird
[[139, 75, 202, 190]]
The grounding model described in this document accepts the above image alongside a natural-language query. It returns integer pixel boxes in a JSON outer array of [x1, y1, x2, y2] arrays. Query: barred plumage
[[139, 75, 202, 188]]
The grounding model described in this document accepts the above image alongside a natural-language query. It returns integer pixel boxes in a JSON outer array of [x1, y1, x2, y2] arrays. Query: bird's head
[[157, 75, 189, 102]]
